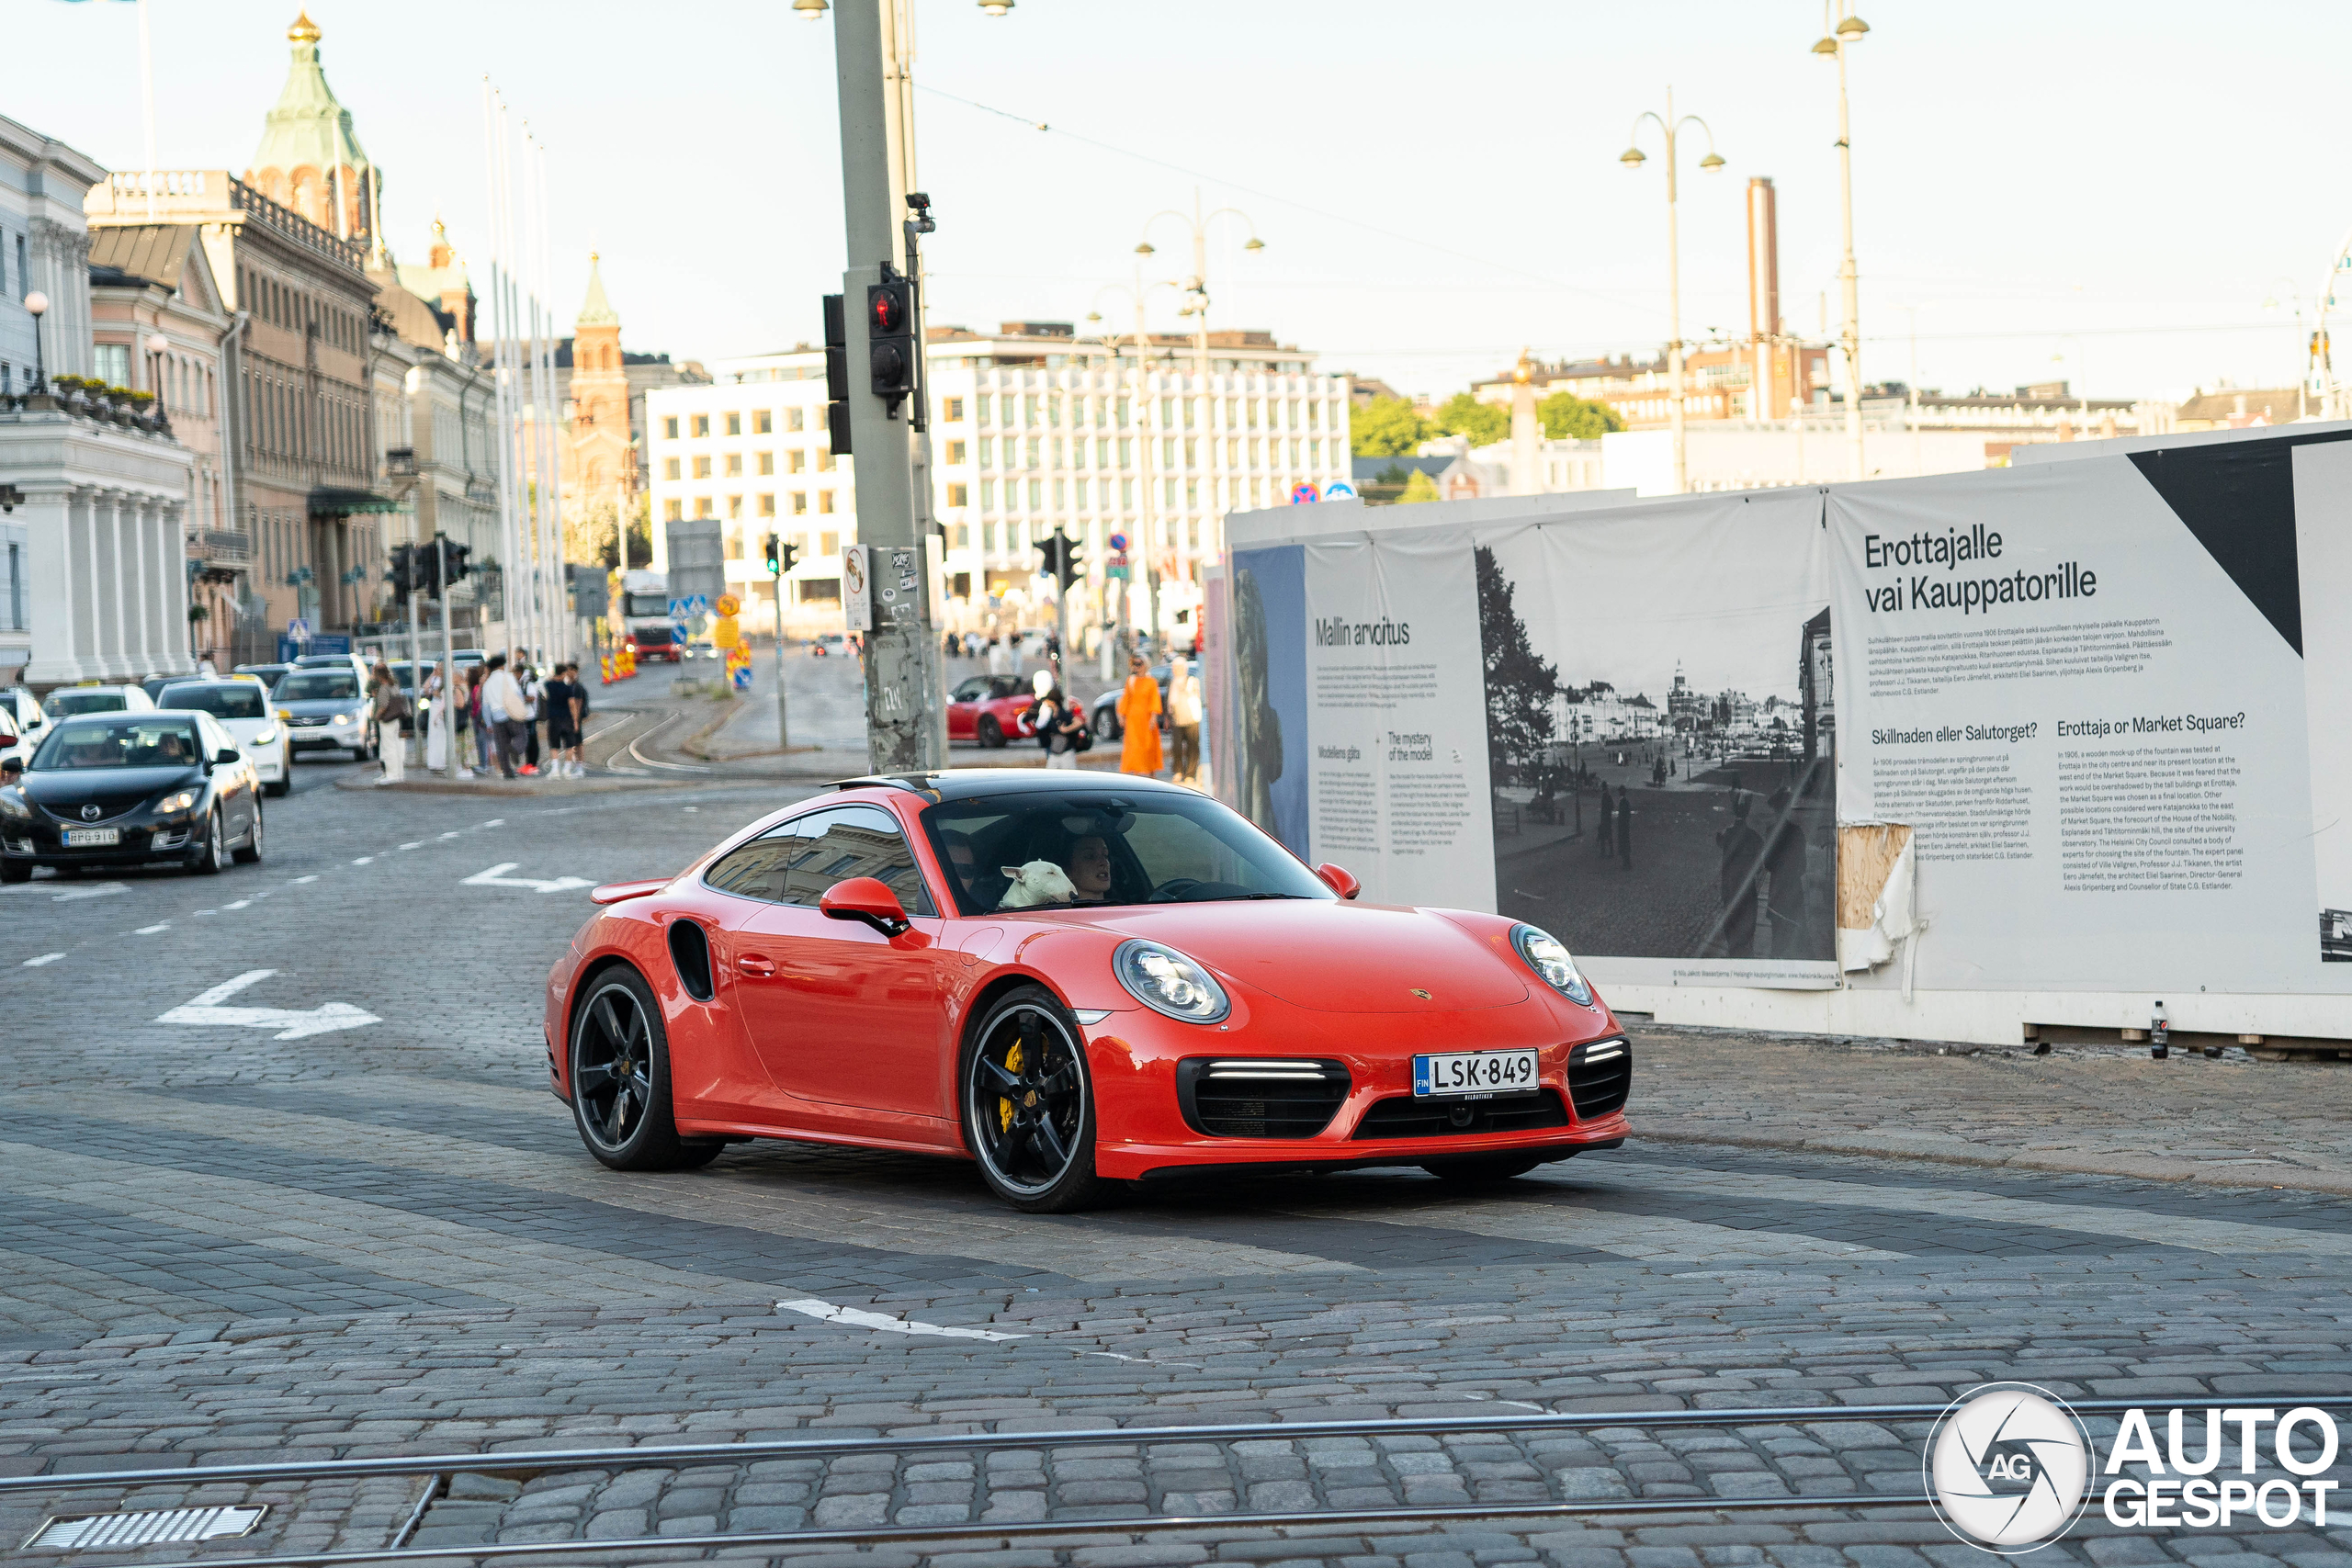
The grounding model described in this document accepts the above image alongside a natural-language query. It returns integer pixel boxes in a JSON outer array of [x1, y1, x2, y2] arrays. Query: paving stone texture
[[1, 754, 2348, 1566]]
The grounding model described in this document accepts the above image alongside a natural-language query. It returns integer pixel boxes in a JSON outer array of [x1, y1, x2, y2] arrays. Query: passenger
[[1063, 832, 1114, 905]]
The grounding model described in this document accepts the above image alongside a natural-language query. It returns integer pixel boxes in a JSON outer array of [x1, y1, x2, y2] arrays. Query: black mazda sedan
[[0, 711, 263, 882]]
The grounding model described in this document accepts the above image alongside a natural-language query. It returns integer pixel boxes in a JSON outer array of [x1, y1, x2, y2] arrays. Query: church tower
[[246, 11, 379, 247], [562, 254, 637, 527]]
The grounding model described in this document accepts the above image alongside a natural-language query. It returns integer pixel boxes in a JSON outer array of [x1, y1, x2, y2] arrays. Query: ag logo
[[1925, 1382, 2090, 1553]]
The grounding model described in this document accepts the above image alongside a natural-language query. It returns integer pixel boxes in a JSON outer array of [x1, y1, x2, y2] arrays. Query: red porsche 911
[[545, 770, 1631, 1212]]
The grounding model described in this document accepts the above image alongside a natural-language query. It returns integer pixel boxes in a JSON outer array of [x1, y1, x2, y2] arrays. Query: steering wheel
[[1146, 877, 1205, 904]]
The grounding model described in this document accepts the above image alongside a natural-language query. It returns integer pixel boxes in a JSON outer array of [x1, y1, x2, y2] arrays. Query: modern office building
[[644, 321, 1350, 637]]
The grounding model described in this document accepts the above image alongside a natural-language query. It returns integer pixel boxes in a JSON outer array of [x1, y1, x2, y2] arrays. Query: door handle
[[735, 953, 776, 978]]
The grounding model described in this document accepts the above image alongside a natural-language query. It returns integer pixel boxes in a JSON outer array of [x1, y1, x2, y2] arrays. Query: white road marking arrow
[[155, 969, 380, 1041], [463, 863, 592, 894]]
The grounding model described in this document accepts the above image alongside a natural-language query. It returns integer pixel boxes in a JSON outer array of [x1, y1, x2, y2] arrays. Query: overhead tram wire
[[913, 83, 1668, 322]]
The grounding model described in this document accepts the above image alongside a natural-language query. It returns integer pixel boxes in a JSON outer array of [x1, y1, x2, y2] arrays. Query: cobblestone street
[[4, 760, 2349, 1565]]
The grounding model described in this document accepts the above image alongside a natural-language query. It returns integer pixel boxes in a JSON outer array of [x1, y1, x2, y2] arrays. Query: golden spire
[[1513, 346, 1533, 384], [287, 9, 321, 42]]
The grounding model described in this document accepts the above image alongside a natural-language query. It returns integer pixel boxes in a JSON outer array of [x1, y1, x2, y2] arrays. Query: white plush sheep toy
[[996, 860, 1075, 909]]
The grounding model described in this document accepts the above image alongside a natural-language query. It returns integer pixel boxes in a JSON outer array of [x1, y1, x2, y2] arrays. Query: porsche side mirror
[[1316, 862, 1362, 899], [821, 875, 912, 937]]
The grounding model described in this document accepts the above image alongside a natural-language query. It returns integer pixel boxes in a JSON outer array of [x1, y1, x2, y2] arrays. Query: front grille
[[1568, 1037, 1633, 1120], [1177, 1057, 1350, 1138], [1351, 1089, 1571, 1140]]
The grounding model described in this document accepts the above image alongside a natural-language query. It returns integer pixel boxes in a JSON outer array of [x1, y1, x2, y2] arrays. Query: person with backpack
[[368, 663, 411, 785]]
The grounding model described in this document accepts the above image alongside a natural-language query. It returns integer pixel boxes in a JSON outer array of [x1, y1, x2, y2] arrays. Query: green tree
[[1476, 545, 1558, 791], [1431, 390, 1510, 447], [1398, 468, 1442, 504], [1538, 389, 1624, 440], [1350, 395, 1429, 457]]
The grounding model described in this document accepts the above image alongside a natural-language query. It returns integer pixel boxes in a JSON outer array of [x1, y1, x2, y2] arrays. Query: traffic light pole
[[772, 555, 789, 751], [833, 0, 944, 773], [404, 544, 424, 768], [436, 535, 458, 776]]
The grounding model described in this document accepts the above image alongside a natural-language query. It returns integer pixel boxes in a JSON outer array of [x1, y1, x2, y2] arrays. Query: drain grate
[[24, 1505, 266, 1551]]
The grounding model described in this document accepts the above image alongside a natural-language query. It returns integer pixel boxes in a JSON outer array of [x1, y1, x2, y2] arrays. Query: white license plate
[[1413, 1048, 1539, 1099], [62, 828, 119, 847]]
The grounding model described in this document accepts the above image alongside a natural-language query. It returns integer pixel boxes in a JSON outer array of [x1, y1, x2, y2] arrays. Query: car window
[[989, 677, 1023, 699], [278, 672, 360, 700], [46, 692, 127, 716], [786, 805, 935, 915], [159, 683, 267, 720], [32, 717, 204, 770], [703, 824, 800, 903], [921, 789, 1332, 915], [951, 677, 989, 702]]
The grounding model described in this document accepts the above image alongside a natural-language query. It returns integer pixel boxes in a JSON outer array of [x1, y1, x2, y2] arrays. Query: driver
[[1062, 833, 1114, 905], [152, 729, 193, 765], [63, 733, 116, 768]]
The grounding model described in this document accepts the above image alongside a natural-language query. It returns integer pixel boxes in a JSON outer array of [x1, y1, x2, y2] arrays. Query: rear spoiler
[[590, 878, 669, 905]]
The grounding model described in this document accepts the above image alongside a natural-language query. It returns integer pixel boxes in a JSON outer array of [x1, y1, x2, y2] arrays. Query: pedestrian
[[986, 636, 1011, 677], [544, 661, 587, 778], [468, 665, 492, 773], [515, 650, 542, 776], [1026, 669, 1083, 770], [368, 661, 409, 785], [421, 661, 448, 773], [1117, 653, 1163, 776], [1596, 781, 1612, 857], [479, 653, 528, 780], [1166, 656, 1202, 788], [1616, 784, 1633, 870], [1714, 792, 1763, 956]]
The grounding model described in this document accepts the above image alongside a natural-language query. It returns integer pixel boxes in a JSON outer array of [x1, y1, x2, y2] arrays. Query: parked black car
[[0, 710, 263, 881]]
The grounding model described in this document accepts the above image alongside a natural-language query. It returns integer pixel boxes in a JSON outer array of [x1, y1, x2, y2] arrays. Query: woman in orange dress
[[1117, 653, 1164, 775]]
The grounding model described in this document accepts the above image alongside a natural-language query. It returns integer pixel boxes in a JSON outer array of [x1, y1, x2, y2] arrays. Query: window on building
[[693, 414, 710, 438], [696, 497, 716, 517], [817, 449, 834, 471], [1121, 478, 1135, 508], [726, 412, 741, 436], [693, 456, 712, 479], [1116, 396, 1130, 428], [1026, 479, 1042, 510], [759, 493, 775, 515], [94, 343, 130, 387], [819, 491, 835, 513], [725, 454, 743, 477], [755, 452, 773, 475], [1051, 436, 1065, 469], [786, 406, 805, 432], [980, 479, 996, 510], [1024, 437, 1040, 468], [1074, 479, 1088, 509], [1053, 479, 1066, 509], [665, 499, 684, 522], [725, 529, 744, 559], [1023, 395, 1038, 426], [728, 495, 743, 518], [955, 524, 970, 550], [947, 439, 967, 465], [975, 393, 991, 426], [944, 396, 965, 422], [663, 457, 681, 480], [754, 410, 772, 434], [1307, 400, 1322, 431], [820, 530, 839, 556], [947, 482, 968, 507], [977, 437, 992, 468], [792, 492, 808, 514], [983, 520, 998, 553]]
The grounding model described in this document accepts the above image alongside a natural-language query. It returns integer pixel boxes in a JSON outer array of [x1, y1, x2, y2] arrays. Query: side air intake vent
[[667, 919, 715, 1002], [1567, 1036, 1632, 1120], [1177, 1058, 1350, 1138]]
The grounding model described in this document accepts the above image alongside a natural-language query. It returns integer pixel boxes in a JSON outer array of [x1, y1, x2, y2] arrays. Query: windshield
[[631, 624, 675, 643], [45, 691, 127, 716], [158, 683, 266, 720], [33, 716, 203, 771], [920, 789, 1332, 916], [278, 672, 360, 701], [624, 593, 671, 617]]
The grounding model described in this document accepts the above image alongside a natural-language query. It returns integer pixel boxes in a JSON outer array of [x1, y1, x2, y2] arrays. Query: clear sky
[[7, 0, 2339, 409]]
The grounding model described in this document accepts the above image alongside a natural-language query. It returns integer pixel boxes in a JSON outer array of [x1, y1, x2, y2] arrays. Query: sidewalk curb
[[332, 773, 667, 796], [1631, 1125, 2352, 1197]]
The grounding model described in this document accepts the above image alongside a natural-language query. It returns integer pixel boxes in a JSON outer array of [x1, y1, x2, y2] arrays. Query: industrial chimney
[[1746, 176, 1781, 421]]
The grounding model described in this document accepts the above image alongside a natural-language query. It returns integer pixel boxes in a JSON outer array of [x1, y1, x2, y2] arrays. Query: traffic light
[[780, 539, 798, 574], [388, 542, 414, 603], [763, 532, 781, 575], [445, 541, 472, 583], [1034, 528, 1083, 591], [867, 277, 916, 410], [416, 538, 442, 597], [822, 293, 854, 457]]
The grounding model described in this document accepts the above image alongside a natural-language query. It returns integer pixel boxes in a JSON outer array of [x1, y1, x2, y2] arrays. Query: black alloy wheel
[[0, 858, 28, 885], [570, 967, 720, 1172], [1422, 1153, 1546, 1184], [189, 807, 225, 875], [978, 714, 1004, 749], [961, 984, 1111, 1213], [232, 804, 263, 864]]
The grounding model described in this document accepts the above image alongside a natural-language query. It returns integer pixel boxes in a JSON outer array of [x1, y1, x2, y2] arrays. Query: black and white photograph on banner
[[1473, 492, 1839, 987]]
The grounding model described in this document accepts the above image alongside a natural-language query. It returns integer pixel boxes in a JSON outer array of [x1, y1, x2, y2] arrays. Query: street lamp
[[1620, 89, 1725, 496], [1815, 2, 1869, 480], [144, 332, 169, 420], [22, 290, 48, 392]]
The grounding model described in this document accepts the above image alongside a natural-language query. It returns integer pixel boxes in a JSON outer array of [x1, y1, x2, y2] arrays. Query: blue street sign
[[1290, 482, 1320, 505], [1323, 480, 1358, 501], [1108, 532, 1129, 552]]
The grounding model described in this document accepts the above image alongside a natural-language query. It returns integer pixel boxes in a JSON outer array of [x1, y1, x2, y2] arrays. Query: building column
[[160, 500, 192, 674], [127, 495, 154, 677], [74, 490, 104, 675], [20, 486, 86, 687]]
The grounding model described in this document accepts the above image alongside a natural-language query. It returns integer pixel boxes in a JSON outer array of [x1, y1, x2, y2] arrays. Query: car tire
[[978, 715, 1004, 749], [232, 805, 263, 865], [0, 859, 28, 885], [265, 774, 289, 798], [188, 807, 225, 875], [570, 966, 718, 1173], [1421, 1154, 1546, 1184], [1093, 705, 1119, 741], [959, 983, 1114, 1213]]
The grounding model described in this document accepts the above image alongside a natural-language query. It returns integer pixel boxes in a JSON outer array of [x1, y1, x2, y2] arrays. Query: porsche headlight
[[1114, 939, 1231, 1024], [0, 791, 29, 819], [156, 789, 198, 814], [1511, 923, 1594, 1007]]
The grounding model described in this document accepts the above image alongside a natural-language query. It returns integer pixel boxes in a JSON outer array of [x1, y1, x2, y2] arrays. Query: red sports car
[[544, 770, 1631, 1212], [947, 675, 1036, 748]]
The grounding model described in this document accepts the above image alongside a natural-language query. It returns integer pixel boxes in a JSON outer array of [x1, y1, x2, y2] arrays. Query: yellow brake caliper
[[998, 1038, 1023, 1133]]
